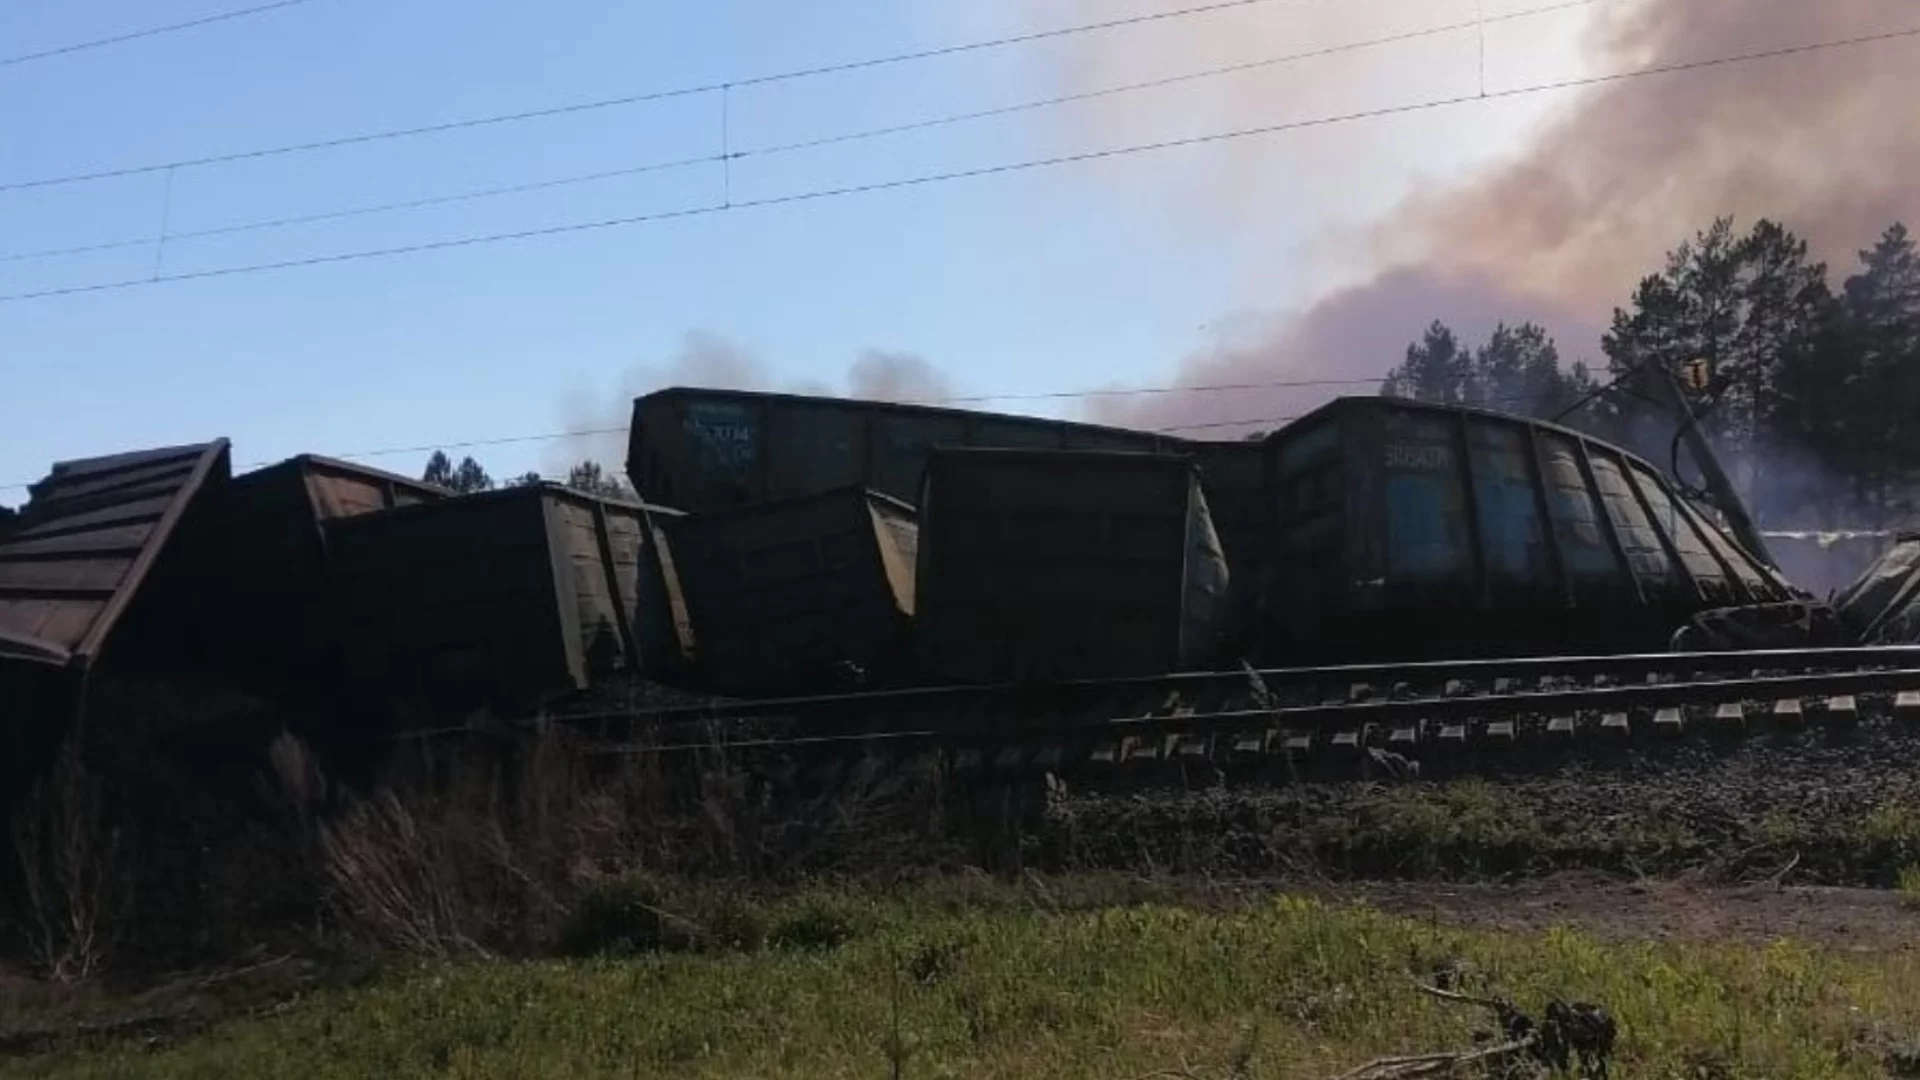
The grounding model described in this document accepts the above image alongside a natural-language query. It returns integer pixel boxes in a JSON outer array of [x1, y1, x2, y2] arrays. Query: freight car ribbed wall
[[1260, 397, 1790, 662], [1182, 441, 1269, 578], [667, 487, 917, 694], [915, 449, 1231, 683], [627, 387, 1185, 512], [1836, 532, 1920, 642], [195, 455, 450, 696], [322, 485, 686, 713]]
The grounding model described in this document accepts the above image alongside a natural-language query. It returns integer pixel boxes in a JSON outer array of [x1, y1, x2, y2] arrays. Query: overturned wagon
[[915, 448, 1232, 683], [322, 483, 689, 715], [0, 441, 232, 783], [191, 454, 449, 697], [667, 486, 918, 694], [1835, 531, 1920, 643], [626, 386, 1185, 511], [1258, 397, 1793, 663]]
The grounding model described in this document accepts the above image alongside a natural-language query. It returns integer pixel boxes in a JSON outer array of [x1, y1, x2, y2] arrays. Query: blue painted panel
[[1466, 422, 1548, 587], [1587, 451, 1672, 587], [1381, 415, 1468, 583], [1536, 434, 1621, 584]]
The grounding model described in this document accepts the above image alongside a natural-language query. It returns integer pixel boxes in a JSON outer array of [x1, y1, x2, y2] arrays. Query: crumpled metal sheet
[[0, 440, 230, 672]]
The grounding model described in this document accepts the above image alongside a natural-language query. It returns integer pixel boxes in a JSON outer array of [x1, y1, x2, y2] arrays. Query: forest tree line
[[1380, 218, 1920, 528], [414, 451, 633, 499]]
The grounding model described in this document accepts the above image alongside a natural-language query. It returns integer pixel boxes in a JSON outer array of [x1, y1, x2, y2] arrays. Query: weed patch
[[14, 890, 1920, 1079]]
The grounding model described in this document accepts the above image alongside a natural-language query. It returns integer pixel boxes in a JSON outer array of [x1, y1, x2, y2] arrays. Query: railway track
[[542, 645, 1920, 786]]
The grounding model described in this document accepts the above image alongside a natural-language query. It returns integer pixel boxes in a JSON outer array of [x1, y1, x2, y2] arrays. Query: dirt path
[[1308, 872, 1920, 951]]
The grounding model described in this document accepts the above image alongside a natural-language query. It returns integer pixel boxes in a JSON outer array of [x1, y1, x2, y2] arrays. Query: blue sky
[[0, 0, 1590, 498]]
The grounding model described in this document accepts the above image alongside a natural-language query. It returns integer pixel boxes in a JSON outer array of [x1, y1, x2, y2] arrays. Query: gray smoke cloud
[[846, 349, 956, 405], [550, 331, 956, 472], [1076, 0, 1920, 433]]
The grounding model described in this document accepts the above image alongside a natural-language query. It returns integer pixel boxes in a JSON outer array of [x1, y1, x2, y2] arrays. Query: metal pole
[[1649, 359, 1776, 569]]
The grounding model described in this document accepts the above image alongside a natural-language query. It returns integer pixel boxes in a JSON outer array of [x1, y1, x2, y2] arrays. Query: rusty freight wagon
[[321, 483, 690, 715], [1256, 397, 1794, 663], [666, 486, 918, 694], [189, 454, 450, 697], [0, 441, 232, 784], [626, 386, 1187, 512], [1834, 531, 1920, 643], [915, 448, 1232, 684]]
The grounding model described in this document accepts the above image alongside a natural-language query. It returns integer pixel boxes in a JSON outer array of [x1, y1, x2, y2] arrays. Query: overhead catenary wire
[[0, 0, 331, 68], [0, 0, 1598, 265], [0, 0, 1334, 196], [5, 21, 1916, 306]]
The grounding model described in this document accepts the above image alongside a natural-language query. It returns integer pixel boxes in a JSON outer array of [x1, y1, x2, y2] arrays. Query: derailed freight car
[[1834, 531, 1920, 643], [322, 483, 690, 715], [667, 486, 918, 694], [626, 386, 1185, 512], [915, 448, 1232, 683], [0, 441, 232, 785], [1258, 397, 1794, 663], [191, 455, 450, 697]]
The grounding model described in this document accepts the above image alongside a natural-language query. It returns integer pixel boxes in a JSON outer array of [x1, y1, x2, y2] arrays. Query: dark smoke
[[1088, 0, 1920, 433], [846, 349, 956, 404], [551, 331, 956, 471]]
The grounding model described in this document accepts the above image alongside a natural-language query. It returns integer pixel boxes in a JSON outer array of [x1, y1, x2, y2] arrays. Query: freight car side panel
[[1624, 462, 1733, 600], [1185, 441, 1269, 583], [915, 450, 1229, 682], [674, 395, 763, 506], [1378, 410, 1471, 584], [1464, 420, 1552, 590], [766, 401, 866, 504], [872, 413, 969, 501], [1836, 533, 1920, 640], [1533, 433, 1626, 589], [1270, 420, 1345, 615], [671, 488, 915, 692], [1584, 450, 1674, 594], [629, 388, 1187, 511], [1671, 496, 1777, 600], [547, 497, 654, 677], [327, 492, 574, 710], [1257, 396, 1795, 662]]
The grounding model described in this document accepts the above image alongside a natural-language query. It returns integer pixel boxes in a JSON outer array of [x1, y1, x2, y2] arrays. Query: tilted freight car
[[191, 455, 450, 697], [626, 386, 1186, 512], [1257, 397, 1794, 663], [1179, 439, 1272, 640], [667, 486, 918, 694], [915, 448, 1232, 683], [322, 483, 690, 715], [1766, 530, 1902, 603], [0, 441, 232, 784], [1834, 531, 1920, 643]]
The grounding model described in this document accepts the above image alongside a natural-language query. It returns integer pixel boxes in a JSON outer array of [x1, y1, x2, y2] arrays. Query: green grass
[[13, 885, 1920, 1080]]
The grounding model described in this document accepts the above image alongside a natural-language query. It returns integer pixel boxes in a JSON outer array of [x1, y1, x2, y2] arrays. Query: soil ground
[[1315, 873, 1920, 951]]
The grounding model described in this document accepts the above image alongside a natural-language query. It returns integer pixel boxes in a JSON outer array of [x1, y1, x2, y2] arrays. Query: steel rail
[[549, 663, 1920, 759], [548, 645, 1920, 736]]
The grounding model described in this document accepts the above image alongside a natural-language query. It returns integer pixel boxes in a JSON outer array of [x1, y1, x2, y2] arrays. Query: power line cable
[[3, 21, 1913, 305], [1, 0, 330, 68], [743, 0, 1596, 158], [0, 0, 1594, 265], [0, 0, 1325, 195], [0, 156, 719, 264]]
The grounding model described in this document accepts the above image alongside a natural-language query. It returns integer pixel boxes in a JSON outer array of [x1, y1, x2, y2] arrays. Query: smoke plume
[[551, 332, 956, 471], [846, 349, 956, 405], [1071, 0, 1920, 433]]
